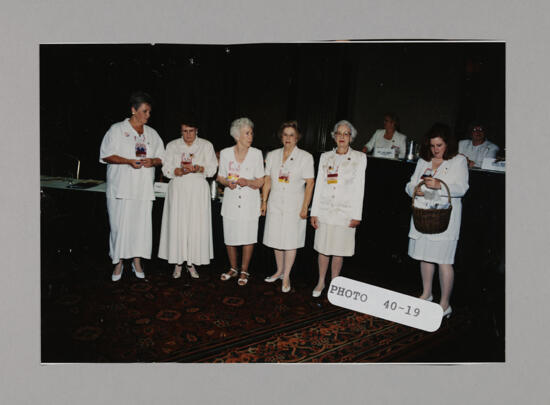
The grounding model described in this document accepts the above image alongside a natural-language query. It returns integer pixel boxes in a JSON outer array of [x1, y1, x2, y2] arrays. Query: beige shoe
[[173, 265, 182, 279], [187, 264, 199, 279]]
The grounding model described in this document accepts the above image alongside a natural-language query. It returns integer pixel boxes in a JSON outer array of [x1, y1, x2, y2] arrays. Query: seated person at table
[[458, 122, 500, 168], [362, 113, 407, 159]]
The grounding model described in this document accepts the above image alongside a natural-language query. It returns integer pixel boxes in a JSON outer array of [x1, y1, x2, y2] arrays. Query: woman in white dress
[[310, 120, 367, 297], [99, 91, 165, 281], [158, 117, 218, 279], [362, 113, 407, 159], [260, 121, 315, 293], [217, 118, 265, 286], [405, 123, 469, 318]]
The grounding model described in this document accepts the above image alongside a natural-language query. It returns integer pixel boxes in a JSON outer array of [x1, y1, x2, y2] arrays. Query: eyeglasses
[[335, 131, 351, 137], [472, 127, 484, 132], [182, 129, 197, 133]]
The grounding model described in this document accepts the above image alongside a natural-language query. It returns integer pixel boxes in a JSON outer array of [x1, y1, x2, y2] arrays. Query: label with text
[[327, 276, 443, 332]]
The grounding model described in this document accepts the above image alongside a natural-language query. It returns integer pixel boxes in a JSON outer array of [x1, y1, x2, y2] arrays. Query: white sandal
[[173, 264, 182, 279], [220, 268, 239, 281], [238, 271, 250, 286]]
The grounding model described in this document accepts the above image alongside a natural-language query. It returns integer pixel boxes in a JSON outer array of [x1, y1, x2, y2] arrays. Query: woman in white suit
[[99, 91, 165, 281], [158, 117, 218, 279], [310, 120, 367, 297], [217, 118, 265, 286], [405, 123, 469, 318], [261, 121, 315, 293]]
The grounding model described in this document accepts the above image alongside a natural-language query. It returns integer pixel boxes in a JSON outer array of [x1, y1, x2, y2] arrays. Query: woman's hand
[[128, 159, 143, 169], [236, 178, 249, 188], [260, 201, 267, 216], [424, 177, 441, 189], [141, 158, 154, 168], [300, 207, 308, 219], [349, 219, 361, 228], [174, 167, 183, 176], [227, 180, 237, 190], [310, 216, 319, 229], [193, 164, 204, 173], [180, 163, 195, 175]]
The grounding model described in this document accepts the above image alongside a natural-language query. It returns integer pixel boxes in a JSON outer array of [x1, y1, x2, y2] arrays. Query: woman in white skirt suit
[[99, 91, 165, 281], [217, 118, 265, 286], [260, 121, 315, 293], [405, 123, 469, 318], [158, 117, 218, 279], [310, 120, 367, 297]]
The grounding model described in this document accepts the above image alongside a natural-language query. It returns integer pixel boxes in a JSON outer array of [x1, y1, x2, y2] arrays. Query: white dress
[[310, 148, 367, 256], [262, 147, 315, 250], [365, 129, 407, 159], [99, 118, 165, 263], [218, 146, 265, 245], [158, 137, 218, 265], [405, 154, 469, 264]]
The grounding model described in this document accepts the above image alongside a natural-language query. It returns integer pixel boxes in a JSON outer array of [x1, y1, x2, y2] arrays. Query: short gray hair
[[230, 117, 254, 141], [331, 120, 358, 141]]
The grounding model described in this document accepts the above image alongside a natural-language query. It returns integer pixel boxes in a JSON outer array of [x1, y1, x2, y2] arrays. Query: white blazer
[[218, 146, 264, 220], [458, 139, 500, 167], [99, 118, 165, 201], [264, 147, 315, 216], [405, 154, 469, 241], [365, 129, 407, 159], [310, 148, 367, 226]]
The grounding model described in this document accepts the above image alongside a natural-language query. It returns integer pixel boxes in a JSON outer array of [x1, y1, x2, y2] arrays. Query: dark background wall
[[40, 42, 504, 179]]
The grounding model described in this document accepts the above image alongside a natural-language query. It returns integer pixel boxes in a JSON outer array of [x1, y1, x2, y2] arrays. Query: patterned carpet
[[41, 257, 469, 363]]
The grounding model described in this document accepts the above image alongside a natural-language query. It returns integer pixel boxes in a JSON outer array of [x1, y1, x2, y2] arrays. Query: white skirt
[[314, 222, 356, 257], [263, 210, 307, 250], [106, 198, 153, 264], [408, 237, 457, 265], [223, 217, 259, 246], [158, 176, 214, 265]]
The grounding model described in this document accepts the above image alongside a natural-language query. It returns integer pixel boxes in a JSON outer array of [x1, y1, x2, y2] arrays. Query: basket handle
[[412, 179, 452, 208]]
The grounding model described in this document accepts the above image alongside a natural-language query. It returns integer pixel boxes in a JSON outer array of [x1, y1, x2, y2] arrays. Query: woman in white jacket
[[217, 118, 265, 286], [310, 120, 367, 297], [405, 123, 469, 318], [99, 91, 165, 281], [261, 121, 315, 293], [158, 117, 218, 279], [362, 113, 407, 159]]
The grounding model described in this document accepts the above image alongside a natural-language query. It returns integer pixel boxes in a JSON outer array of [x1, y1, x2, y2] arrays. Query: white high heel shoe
[[282, 283, 291, 293], [264, 274, 283, 283], [112, 262, 123, 282], [442, 306, 452, 319], [131, 262, 145, 279], [187, 264, 199, 279], [173, 264, 182, 279], [312, 286, 325, 298]]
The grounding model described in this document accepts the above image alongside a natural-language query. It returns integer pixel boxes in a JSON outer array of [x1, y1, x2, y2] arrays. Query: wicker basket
[[411, 179, 452, 234]]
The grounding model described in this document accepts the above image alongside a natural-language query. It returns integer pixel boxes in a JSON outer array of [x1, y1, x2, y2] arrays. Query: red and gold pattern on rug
[[42, 268, 467, 363]]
